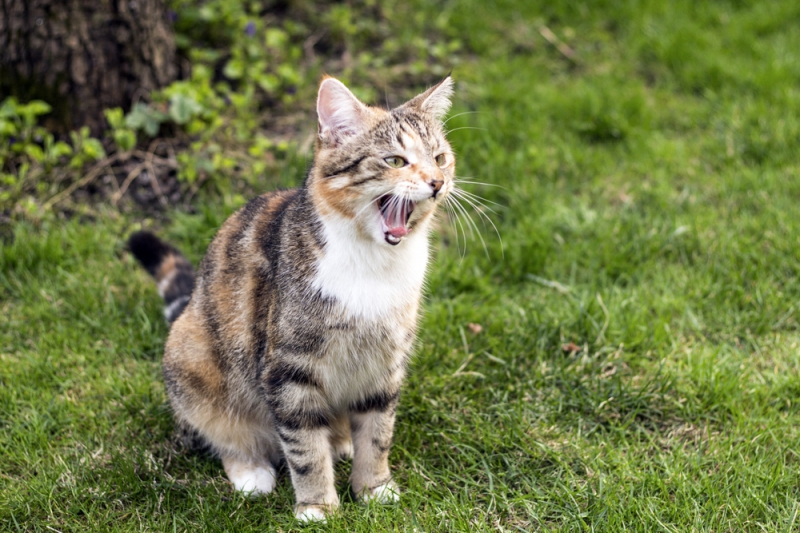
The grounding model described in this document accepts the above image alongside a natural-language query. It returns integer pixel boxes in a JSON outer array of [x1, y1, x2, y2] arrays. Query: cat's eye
[[435, 154, 447, 167], [384, 156, 407, 168]]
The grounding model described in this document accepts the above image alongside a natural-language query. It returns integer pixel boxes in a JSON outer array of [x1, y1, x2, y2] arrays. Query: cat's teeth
[[385, 234, 401, 245]]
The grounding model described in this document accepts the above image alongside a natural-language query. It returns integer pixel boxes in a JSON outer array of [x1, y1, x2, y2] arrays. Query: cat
[[128, 75, 455, 522]]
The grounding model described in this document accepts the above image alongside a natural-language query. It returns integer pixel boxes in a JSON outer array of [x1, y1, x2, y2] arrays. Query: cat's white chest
[[311, 217, 429, 319]]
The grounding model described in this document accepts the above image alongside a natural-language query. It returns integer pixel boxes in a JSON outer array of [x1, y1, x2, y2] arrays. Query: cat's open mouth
[[378, 195, 416, 245]]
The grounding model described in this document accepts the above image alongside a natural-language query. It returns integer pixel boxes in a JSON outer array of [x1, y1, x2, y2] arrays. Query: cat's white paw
[[360, 480, 400, 504], [226, 462, 277, 497], [295, 505, 329, 524]]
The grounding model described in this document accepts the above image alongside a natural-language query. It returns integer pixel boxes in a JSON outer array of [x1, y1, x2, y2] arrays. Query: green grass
[[3, 0, 800, 530]]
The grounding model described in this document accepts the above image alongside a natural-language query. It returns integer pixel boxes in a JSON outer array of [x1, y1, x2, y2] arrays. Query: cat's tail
[[128, 231, 195, 324]]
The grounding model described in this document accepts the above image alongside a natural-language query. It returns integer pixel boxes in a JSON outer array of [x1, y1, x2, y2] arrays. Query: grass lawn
[[3, 0, 800, 530]]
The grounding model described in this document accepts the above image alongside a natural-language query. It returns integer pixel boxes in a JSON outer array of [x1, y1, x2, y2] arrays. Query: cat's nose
[[429, 179, 443, 199]]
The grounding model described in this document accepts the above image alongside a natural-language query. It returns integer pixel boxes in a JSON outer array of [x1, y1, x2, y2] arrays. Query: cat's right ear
[[317, 77, 367, 146]]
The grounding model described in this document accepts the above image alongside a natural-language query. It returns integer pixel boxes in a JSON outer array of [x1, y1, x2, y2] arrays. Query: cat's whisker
[[444, 126, 487, 135], [446, 193, 478, 242], [442, 111, 481, 125], [452, 187, 499, 223], [450, 187, 504, 210], [453, 195, 485, 242], [449, 201, 468, 259], [450, 202, 467, 258], [443, 196, 468, 258], [450, 193, 490, 257], [354, 195, 383, 219], [447, 195, 474, 239], [449, 189, 501, 216], [449, 189, 504, 256], [454, 178, 507, 190]]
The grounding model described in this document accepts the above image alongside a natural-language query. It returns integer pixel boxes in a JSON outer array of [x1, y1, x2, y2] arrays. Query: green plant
[[104, 108, 137, 152], [2, 0, 464, 216], [0, 98, 106, 211]]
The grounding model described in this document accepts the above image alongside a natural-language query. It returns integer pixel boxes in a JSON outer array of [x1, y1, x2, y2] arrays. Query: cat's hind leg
[[330, 413, 353, 462], [222, 456, 277, 497], [164, 307, 281, 497]]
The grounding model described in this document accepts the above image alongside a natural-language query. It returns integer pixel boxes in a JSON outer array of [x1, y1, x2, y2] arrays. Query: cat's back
[[166, 188, 303, 371], [207, 187, 302, 278]]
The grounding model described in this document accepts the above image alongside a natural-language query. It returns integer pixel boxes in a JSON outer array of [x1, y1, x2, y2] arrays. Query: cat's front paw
[[295, 503, 336, 524], [358, 480, 400, 504]]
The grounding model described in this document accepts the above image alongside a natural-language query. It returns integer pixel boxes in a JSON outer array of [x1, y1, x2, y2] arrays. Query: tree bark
[[0, 0, 177, 135]]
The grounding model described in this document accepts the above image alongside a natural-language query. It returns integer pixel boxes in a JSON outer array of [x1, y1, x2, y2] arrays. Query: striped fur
[[128, 77, 456, 522]]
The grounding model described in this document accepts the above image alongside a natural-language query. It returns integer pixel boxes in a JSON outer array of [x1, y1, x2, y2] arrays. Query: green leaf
[[124, 103, 150, 130], [169, 94, 204, 125], [186, 119, 207, 136], [24, 144, 45, 162], [277, 64, 300, 84], [223, 58, 245, 80], [49, 141, 73, 159], [265, 28, 288, 49], [0, 119, 18, 137], [81, 138, 106, 161], [256, 74, 280, 93], [125, 104, 166, 137], [198, 5, 214, 20], [143, 118, 161, 137], [104, 108, 125, 129], [113, 129, 137, 151], [21, 100, 52, 117], [0, 97, 19, 118]]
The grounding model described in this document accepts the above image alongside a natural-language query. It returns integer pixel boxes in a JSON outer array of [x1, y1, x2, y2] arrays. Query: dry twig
[[539, 26, 578, 63], [112, 163, 147, 206], [44, 152, 129, 209]]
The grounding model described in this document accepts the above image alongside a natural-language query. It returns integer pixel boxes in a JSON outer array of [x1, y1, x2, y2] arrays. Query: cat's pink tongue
[[382, 199, 410, 237], [387, 225, 409, 238]]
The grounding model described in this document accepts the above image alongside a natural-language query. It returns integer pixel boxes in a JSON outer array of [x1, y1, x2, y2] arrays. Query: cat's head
[[309, 76, 455, 247]]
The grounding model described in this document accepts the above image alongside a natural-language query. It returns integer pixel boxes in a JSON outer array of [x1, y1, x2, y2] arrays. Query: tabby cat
[[128, 76, 455, 522]]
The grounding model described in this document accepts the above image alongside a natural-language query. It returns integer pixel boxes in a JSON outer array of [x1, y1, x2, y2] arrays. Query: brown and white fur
[[128, 76, 455, 522]]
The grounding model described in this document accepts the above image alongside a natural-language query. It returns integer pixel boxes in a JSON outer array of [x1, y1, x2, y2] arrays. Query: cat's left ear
[[405, 76, 454, 120]]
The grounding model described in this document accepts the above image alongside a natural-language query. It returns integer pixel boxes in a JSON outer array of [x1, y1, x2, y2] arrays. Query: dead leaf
[[561, 342, 581, 353], [468, 323, 483, 334]]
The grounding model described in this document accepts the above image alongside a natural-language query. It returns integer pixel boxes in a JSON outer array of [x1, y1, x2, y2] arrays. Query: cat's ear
[[405, 76, 454, 120], [317, 77, 367, 146]]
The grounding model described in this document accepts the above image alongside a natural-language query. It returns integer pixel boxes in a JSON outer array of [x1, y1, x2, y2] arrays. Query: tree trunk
[[0, 0, 177, 135]]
